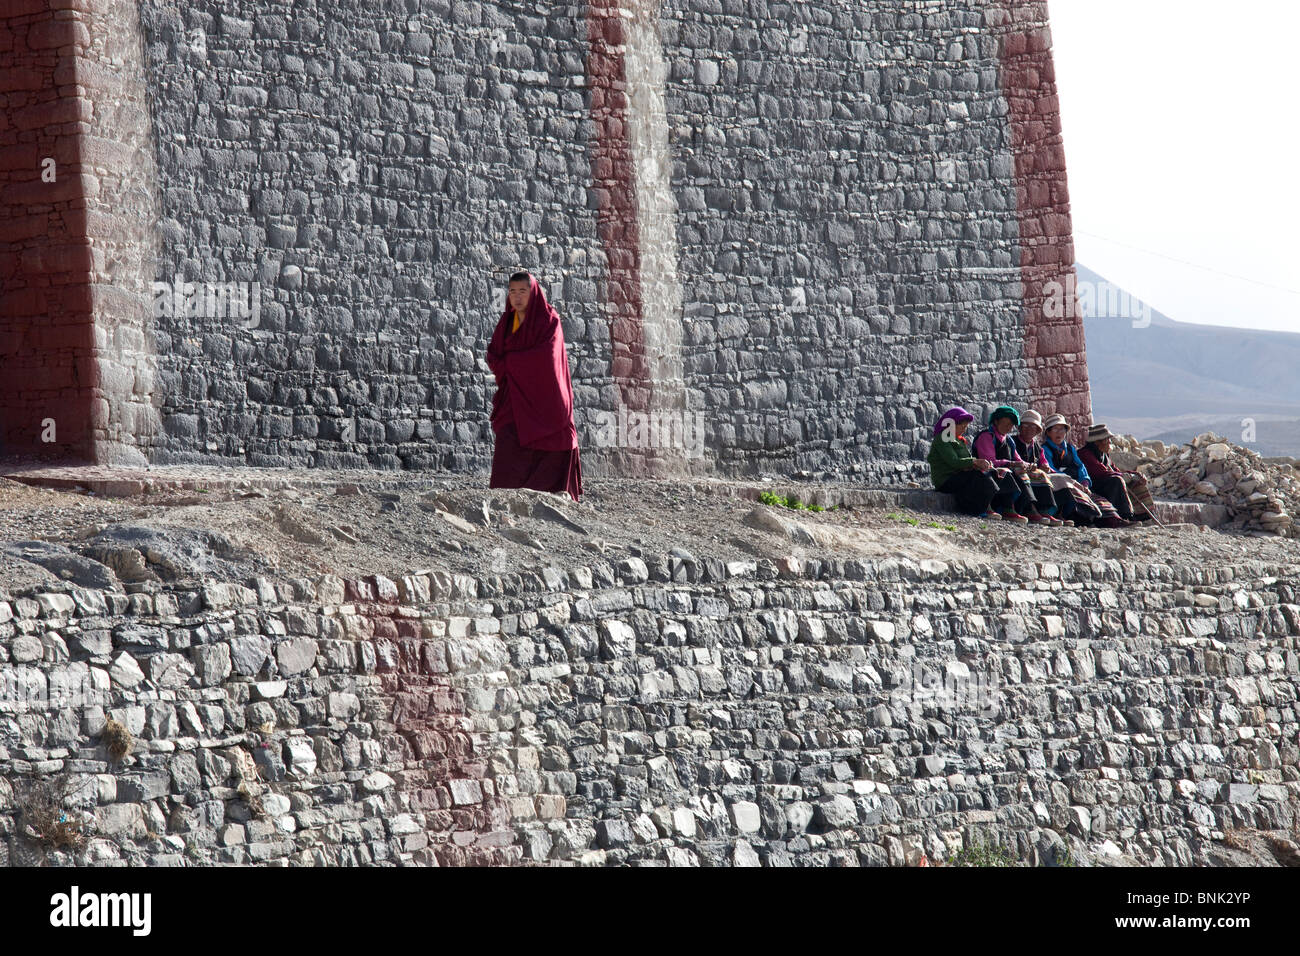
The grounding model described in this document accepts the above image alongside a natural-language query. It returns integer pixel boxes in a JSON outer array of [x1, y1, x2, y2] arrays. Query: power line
[[1075, 229, 1300, 297]]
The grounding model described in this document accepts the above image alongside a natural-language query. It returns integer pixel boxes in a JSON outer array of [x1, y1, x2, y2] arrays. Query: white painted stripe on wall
[[624, 1, 686, 427]]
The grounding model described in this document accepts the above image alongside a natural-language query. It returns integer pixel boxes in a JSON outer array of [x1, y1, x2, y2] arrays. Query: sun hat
[[1043, 413, 1069, 432], [1019, 410, 1043, 429], [1086, 423, 1115, 443]]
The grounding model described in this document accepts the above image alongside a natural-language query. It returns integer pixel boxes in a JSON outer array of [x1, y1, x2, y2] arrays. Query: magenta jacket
[[972, 427, 1024, 468]]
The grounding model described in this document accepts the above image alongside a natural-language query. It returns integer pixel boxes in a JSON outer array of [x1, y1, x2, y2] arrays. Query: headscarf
[[989, 405, 1020, 427], [933, 405, 974, 438]]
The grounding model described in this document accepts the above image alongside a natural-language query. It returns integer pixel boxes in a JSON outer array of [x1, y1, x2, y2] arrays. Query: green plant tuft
[[946, 842, 1020, 867], [1052, 841, 1076, 868], [760, 491, 838, 513]]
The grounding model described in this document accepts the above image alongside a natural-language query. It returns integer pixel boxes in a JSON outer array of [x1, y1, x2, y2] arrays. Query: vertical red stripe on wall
[[351, 577, 517, 866], [995, 0, 1093, 427], [587, 2, 652, 419], [0, 5, 98, 462]]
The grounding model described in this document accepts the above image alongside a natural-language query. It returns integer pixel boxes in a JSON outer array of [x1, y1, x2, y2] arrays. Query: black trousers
[[1092, 474, 1133, 520], [1000, 471, 1039, 515], [1027, 481, 1058, 516], [1057, 494, 1088, 525], [939, 469, 999, 516], [940, 469, 1034, 516]]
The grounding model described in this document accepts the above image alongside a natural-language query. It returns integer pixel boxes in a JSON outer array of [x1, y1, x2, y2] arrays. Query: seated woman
[[1040, 414, 1127, 528], [1010, 409, 1071, 525], [1078, 423, 1155, 522], [927, 406, 1006, 518], [971, 405, 1060, 525]]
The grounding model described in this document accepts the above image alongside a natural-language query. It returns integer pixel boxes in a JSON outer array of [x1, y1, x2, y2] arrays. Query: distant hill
[[1079, 263, 1300, 456], [1146, 418, 1300, 458]]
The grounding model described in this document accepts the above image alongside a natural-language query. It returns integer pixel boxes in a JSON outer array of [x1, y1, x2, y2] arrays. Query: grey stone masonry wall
[[84, 0, 165, 466], [663, 1, 1027, 478], [132, 0, 1044, 480], [3, 553, 1297, 866], [139, 0, 603, 472]]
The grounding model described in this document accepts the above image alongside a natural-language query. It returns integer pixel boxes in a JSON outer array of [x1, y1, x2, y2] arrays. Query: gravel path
[[3, 468, 1298, 595]]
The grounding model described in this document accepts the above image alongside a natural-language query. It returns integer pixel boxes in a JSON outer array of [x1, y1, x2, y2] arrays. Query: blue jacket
[[1042, 437, 1091, 486]]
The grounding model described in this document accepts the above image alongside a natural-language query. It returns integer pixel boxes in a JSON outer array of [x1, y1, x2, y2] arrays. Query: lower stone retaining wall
[[2, 552, 1298, 866]]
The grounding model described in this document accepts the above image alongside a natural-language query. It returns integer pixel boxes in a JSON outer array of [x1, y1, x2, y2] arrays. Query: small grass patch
[[100, 717, 133, 761], [15, 773, 87, 857], [759, 491, 838, 513], [1047, 840, 1076, 867], [1221, 828, 1252, 851], [946, 841, 1020, 867]]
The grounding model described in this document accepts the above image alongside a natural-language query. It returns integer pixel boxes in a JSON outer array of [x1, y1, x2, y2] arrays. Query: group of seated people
[[927, 405, 1157, 527]]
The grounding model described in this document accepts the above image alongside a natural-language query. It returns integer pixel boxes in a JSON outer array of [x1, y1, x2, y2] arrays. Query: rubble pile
[[1110, 434, 1298, 536]]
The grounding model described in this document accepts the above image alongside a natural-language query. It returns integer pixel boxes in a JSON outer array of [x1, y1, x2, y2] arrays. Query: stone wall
[[665, 0, 1032, 477], [3, 0, 1089, 479], [3, 551, 1296, 866], [134, 0, 602, 475], [79, 0, 164, 466], [988, 0, 1090, 425], [0, 3, 99, 462], [0, 0, 160, 465]]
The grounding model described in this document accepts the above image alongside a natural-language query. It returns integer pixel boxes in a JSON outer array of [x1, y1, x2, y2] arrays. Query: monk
[[486, 272, 582, 501]]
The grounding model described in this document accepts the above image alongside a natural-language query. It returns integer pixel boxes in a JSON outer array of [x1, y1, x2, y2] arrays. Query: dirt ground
[[3, 469, 1299, 595]]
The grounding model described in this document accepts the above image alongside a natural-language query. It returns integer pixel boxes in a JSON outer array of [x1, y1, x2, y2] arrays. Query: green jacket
[[928, 434, 975, 489]]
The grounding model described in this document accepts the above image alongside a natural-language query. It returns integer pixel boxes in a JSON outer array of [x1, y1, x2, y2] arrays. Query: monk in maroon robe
[[486, 272, 582, 501]]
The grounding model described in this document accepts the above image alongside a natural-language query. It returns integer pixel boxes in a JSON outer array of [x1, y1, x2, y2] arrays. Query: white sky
[[1049, 0, 1300, 333]]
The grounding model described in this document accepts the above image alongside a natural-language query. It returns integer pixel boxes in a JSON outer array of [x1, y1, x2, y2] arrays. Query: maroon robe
[[486, 274, 582, 501]]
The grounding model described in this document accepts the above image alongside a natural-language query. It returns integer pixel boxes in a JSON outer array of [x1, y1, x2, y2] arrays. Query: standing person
[[486, 272, 582, 502], [927, 405, 1006, 518], [972, 405, 1059, 525], [1078, 424, 1154, 522]]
